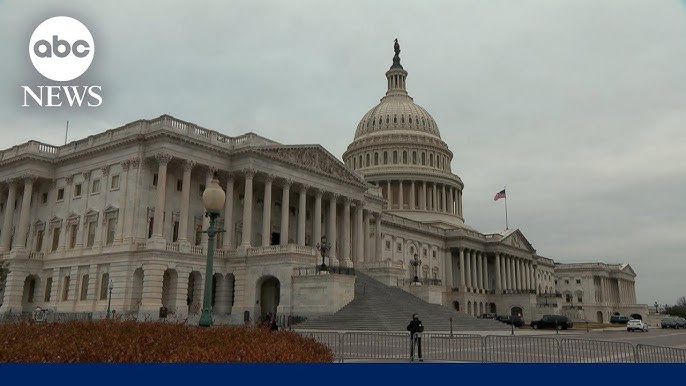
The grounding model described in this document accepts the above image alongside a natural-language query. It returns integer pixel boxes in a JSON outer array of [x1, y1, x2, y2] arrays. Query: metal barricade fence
[[560, 339, 635, 363], [295, 331, 686, 363], [635, 344, 686, 363], [341, 332, 410, 362], [484, 335, 560, 363], [423, 333, 483, 362], [298, 331, 343, 362]]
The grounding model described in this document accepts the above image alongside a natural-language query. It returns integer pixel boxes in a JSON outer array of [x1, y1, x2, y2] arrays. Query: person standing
[[406, 313, 424, 361]]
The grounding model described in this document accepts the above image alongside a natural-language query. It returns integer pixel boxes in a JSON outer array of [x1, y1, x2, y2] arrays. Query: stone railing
[[360, 260, 405, 270], [0, 114, 281, 162], [381, 213, 446, 236], [247, 244, 317, 257], [28, 252, 44, 260], [446, 227, 487, 241], [215, 249, 237, 257], [136, 242, 147, 250], [190, 245, 204, 255], [166, 242, 180, 252]]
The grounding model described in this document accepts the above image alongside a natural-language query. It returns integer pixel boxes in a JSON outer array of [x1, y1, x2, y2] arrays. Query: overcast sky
[[1, 0, 684, 306]]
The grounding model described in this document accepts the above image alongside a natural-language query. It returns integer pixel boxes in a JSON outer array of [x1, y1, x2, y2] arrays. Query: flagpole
[[504, 186, 509, 230], [64, 121, 69, 145]]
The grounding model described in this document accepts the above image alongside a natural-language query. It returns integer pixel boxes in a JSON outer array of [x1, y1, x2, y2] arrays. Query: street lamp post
[[106, 280, 113, 319], [654, 301, 659, 313], [199, 176, 226, 328], [316, 236, 331, 272], [410, 253, 422, 283]]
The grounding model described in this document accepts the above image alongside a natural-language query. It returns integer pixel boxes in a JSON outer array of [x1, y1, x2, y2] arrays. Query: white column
[[280, 179, 291, 245], [421, 182, 427, 210], [342, 197, 351, 265], [443, 248, 453, 288], [328, 193, 338, 263], [261, 175, 273, 247], [442, 184, 447, 213], [374, 213, 382, 262], [476, 252, 483, 291], [355, 202, 364, 263], [459, 248, 466, 292], [114, 160, 130, 244], [458, 190, 462, 217], [13, 175, 36, 250], [240, 168, 255, 247], [179, 160, 195, 244], [398, 181, 404, 209], [363, 209, 370, 262], [410, 181, 415, 210], [297, 184, 307, 246], [0, 180, 18, 252], [433, 183, 438, 212], [495, 253, 502, 292], [386, 181, 392, 209], [313, 189, 322, 247], [152, 153, 172, 239], [483, 253, 489, 291], [222, 173, 235, 250], [470, 250, 477, 292], [465, 250, 472, 290]]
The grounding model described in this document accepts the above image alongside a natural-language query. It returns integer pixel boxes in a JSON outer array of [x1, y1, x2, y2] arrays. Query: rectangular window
[[57, 188, 64, 201], [576, 279, 581, 284], [385, 240, 391, 250], [86, 221, 96, 247], [69, 224, 78, 249], [100, 273, 109, 300], [51, 228, 60, 252], [195, 226, 202, 246], [397, 243, 402, 252], [432, 250, 436, 258], [80, 275, 89, 300], [44, 277, 53, 302], [110, 174, 120, 190], [106, 217, 116, 245], [565, 279, 570, 284], [0, 202, 4, 212], [148, 217, 154, 238], [173, 221, 179, 242], [91, 179, 100, 194], [41, 193, 48, 204], [177, 179, 183, 191], [74, 183, 82, 197], [62, 276, 70, 301], [35, 230, 44, 252], [152, 173, 158, 187]]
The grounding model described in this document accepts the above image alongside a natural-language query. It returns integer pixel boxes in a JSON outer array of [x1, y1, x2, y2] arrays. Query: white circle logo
[[29, 16, 95, 82]]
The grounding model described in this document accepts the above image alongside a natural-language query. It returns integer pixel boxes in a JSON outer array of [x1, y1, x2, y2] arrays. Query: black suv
[[610, 315, 631, 324], [530, 315, 573, 330], [478, 313, 498, 319]]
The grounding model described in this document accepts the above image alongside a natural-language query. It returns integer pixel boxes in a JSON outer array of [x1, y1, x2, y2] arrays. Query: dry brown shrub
[[0, 320, 333, 363]]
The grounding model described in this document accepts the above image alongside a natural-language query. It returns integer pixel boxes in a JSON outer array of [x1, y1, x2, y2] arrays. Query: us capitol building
[[0, 43, 647, 325]]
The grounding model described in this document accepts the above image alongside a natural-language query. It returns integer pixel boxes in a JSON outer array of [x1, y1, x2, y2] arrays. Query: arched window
[[393, 151, 398, 164], [366, 153, 370, 167], [421, 153, 426, 165], [409, 116, 413, 124], [403, 151, 407, 164], [401, 115, 405, 124], [412, 151, 417, 164], [352, 158, 356, 169], [393, 115, 397, 124], [383, 151, 388, 164], [429, 154, 433, 167], [374, 153, 379, 165], [386, 115, 390, 124], [359, 155, 362, 168]]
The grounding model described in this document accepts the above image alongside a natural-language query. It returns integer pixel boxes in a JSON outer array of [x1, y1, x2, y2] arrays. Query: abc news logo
[[22, 16, 102, 107]]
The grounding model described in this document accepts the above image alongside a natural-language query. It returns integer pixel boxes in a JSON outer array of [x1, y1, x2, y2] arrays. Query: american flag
[[493, 189, 506, 201]]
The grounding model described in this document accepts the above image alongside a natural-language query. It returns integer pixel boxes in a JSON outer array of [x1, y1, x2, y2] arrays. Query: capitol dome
[[343, 40, 466, 228]]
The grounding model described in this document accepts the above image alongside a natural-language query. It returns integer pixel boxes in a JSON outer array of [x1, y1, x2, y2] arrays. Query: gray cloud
[[1, 0, 684, 305]]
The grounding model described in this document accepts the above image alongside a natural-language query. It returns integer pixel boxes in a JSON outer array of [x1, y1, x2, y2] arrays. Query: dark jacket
[[407, 318, 424, 335]]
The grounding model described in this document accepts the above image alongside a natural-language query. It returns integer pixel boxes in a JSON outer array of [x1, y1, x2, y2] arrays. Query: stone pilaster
[[341, 197, 352, 266], [280, 179, 291, 245], [0, 180, 17, 252], [239, 168, 255, 250], [297, 184, 308, 246], [223, 173, 235, 250], [261, 175, 274, 247], [150, 153, 173, 246]]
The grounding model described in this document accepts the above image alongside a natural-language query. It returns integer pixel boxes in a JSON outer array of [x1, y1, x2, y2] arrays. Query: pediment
[[103, 205, 118, 214], [500, 229, 536, 253], [619, 263, 636, 277], [254, 145, 367, 187]]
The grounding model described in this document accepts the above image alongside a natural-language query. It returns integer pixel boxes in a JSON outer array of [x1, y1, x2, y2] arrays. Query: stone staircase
[[294, 271, 509, 332]]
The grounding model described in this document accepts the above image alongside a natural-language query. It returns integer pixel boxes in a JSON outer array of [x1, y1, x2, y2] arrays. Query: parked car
[[610, 315, 631, 324], [498, 315, 524, 327], [478, 313, 498, 319], [675, 317, 686, 328], [530, 314, 573, 330], [626, 319, 648, 332], [661, 318, 679, 329]]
